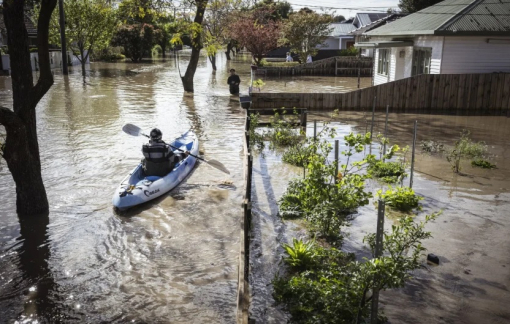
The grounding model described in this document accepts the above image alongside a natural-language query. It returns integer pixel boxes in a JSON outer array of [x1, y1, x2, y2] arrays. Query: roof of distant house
[[366, 0, 510, 36], [0, 10, 37, 37], [329, 23, 357, 36], [353, 12, 390, 28], [351, 13, 408, 35]]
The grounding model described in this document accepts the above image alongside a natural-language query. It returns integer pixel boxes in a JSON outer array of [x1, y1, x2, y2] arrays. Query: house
[[322, 13, 390, 51], [0, 9, 38, 47], [350, 13, 408, 57], [355, 0, 510, 86]]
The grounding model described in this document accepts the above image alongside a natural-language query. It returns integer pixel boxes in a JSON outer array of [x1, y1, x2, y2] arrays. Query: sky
[[285, 0, 401, 19]]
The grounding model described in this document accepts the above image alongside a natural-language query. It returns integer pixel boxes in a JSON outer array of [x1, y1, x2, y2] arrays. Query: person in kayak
[[227, 69, 240, 95], [142, 128, 189, 177]]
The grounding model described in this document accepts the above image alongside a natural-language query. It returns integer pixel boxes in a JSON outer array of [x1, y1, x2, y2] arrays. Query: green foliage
[[445, 130, 487, 173], [267, 111, 303, 148], [42, 0, 119, 71], [151, 44, 163, 56], [29, 47, 38, 53], [282, 238, 316, 270], [471, 159, 496, 169], [0, 47, 7, 55], [377, 186, 423, 212], [420, 140, 445, 153], [112, 23, 156, 62], [279, 11, 333, 63], [279, 129, 372, 241], [339, 46, 358, 56], [274, 212, 440, 323], [368, 160, 407, 183], [248, 113, 265, 154], [282, 144, 317, 167], [92, 46, 126, 61], [398, 0, 443, 13]]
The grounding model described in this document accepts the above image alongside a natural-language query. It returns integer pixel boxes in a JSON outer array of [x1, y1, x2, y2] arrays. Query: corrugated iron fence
[[251, 73, 510, 115]]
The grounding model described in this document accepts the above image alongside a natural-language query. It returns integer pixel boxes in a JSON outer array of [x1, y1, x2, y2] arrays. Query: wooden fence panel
[[250, 73, 510, 115]]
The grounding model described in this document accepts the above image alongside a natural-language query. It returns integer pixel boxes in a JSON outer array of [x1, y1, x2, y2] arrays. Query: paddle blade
[[122, 123, 142, 137], [204, 159, 230, 175]]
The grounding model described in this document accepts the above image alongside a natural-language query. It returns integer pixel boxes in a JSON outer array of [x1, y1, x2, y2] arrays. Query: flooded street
[[2, 50, 509, 323], [0, 52, 369, 323]]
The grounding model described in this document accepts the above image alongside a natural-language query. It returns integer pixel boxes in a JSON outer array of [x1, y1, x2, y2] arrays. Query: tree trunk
[[180, 0, 208, 92], [80, 49, 86, 77], [225, 41, 233, 60], [1, 0, 56, 216], [161, 44, 166, 58], [208, 54, 217, 71]]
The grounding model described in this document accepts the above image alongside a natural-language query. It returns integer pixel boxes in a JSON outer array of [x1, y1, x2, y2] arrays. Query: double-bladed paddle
[[122, 123, 230, 175]]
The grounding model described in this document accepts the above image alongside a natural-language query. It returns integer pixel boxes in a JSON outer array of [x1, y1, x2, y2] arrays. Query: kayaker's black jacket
[[142, 140, 183, 176]]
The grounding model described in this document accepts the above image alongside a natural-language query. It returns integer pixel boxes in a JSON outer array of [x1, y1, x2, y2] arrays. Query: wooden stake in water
[[371, 199, 386, 324], [335, 140, 339, 184], [370, 96, 376, 140], [382, 105, 389, 161], [410, 120, 418, 189]]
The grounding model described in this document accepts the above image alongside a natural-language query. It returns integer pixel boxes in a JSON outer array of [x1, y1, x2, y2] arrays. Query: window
[[377, 49, 389, 75], [412, 48, 432, 76]]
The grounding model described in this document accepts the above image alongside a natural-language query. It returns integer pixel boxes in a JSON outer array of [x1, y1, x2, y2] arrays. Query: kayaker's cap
[[150, 128, 162, 141]]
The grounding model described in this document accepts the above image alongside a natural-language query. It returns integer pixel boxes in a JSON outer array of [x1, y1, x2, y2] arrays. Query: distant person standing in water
[[227, 69, 241, 95], [286, 52, 293, 62], [306, 54, 312, 63]]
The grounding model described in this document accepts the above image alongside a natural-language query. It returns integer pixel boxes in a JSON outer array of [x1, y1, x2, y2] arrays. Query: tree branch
[[0, 106, 23, 129]]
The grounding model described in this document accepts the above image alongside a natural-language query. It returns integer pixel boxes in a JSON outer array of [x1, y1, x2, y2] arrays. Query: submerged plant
[[282, 238, 316, 270], [445, 130, 487, 173], [267, 110, 303, 148], [471, 158, 496, 169], [421, 140, 445, 154], [377, 186, 423, 213], [248, 113, 265, 154]]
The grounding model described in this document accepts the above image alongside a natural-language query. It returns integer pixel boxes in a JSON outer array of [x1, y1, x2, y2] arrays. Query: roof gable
[[329, 23, 357, 36], [366, 0, 510, 36]]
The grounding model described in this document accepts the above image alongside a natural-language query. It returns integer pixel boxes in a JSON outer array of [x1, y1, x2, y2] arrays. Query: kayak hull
[[112, 131, 198, 211]]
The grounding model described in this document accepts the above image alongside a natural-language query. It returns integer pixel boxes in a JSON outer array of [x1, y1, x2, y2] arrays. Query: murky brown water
[[250, 112, 510, 323], [0, 52, 370, 323]]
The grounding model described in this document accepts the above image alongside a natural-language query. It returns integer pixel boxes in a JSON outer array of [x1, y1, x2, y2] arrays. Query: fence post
[[335, 140, 339, 184], [382, 105, 389, 161], [335, 58, 338, 76], [370, 96, 376, 140], [371, 199, 385, 324], [410, 120, 418, 189]]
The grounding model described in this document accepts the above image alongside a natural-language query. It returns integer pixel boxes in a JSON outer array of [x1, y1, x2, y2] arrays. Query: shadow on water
[[0, 214, 77, 322]]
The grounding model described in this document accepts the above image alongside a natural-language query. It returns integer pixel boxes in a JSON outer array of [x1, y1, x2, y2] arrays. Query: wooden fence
[[255, 56, 373, 77], [250, 73, 510, 115]]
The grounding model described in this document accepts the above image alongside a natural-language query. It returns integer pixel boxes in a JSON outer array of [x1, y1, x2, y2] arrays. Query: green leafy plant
[[282, 144, 317, 167], [151, 44, 162, 56], [267, 110, 303, 148], [471, 158, 496, 169], [366, 138, 409, 183], [445, 130, 487, 173], [282, 238, 316, 270], [248, 113, 265, 154], [273, 212, 440, 323], [377, 186, 423, 212]]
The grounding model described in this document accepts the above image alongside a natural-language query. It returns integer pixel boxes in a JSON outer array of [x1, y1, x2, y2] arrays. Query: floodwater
[[0, 52, 369, 323], [250, 112, 510, 323]]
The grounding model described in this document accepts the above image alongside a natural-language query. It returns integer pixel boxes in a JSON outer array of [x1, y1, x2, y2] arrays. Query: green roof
[[366, 0, 510, 36]]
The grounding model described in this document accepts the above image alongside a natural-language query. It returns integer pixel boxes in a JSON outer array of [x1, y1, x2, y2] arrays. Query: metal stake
[[371, 199, 385, 324], [410, 120, 418, 189], [382, 105, 389, 161], [370, 96, 376, 140], [313, 120, 317, 140], [335, 140, 339, 184]]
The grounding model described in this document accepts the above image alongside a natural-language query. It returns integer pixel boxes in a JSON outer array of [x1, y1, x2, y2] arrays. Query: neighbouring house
[[355, 0, 510, 86], [350, 13, 408, 57], [0, 9, 38, 47], [322, 13, 390, 52]]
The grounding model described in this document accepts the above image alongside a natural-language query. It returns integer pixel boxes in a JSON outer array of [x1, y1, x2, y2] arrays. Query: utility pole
[[58, 0, 68, 75]]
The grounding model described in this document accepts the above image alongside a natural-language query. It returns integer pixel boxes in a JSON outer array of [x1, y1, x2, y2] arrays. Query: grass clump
[[471, 158, 496, 169]]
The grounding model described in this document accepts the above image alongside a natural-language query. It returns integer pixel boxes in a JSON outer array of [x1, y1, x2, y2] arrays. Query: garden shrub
[[445, 130, 487, 173], [377, 186, 423, 212], [471, 159, 496, 169]]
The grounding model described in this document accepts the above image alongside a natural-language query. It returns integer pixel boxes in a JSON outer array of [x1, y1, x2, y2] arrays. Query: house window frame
[[412, 47, 432, 76], [377, 49, 389, 76]]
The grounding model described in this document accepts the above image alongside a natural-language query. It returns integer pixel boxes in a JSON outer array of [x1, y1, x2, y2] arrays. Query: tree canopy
[[279, 10, 333, 63], [398, 0, 442, 13], [228, 8, 281, 66]]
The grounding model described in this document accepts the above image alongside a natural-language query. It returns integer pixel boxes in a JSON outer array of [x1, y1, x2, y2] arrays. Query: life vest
[[142, 141, 172, 163]]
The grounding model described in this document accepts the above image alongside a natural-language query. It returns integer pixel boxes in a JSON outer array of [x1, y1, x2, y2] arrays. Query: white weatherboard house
[[355, 0, 510, 86]]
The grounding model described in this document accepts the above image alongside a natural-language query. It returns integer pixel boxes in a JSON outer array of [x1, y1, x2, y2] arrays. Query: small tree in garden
[[228, 8, 281, 66], [112, 23, 157, 62], [445, 130, 487, 173], [279, 10, 333, 63], [43, 0, 118, 77]]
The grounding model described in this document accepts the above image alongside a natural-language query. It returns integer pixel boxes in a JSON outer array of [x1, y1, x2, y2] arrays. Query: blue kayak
[[112, 131, 199, 210]]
